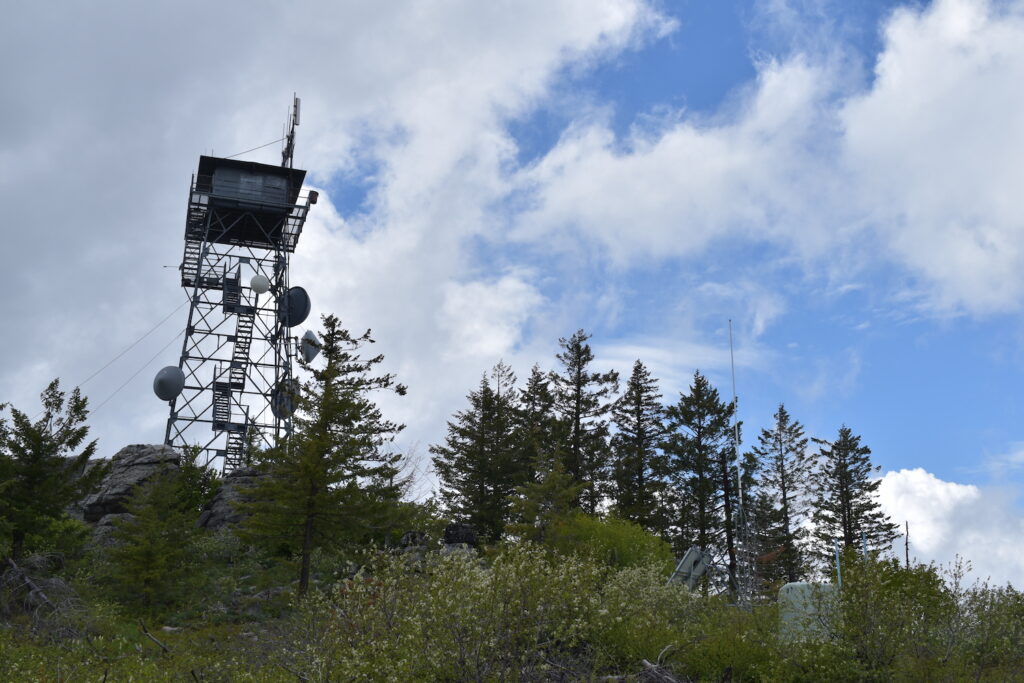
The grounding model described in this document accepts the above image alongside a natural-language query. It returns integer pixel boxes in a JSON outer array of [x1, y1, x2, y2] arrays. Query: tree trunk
[[299, 506, 314, 594], [10, 529, 25, 561]]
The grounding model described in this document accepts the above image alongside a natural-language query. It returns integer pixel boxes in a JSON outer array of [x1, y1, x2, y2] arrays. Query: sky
[[2, 0, 1024, 584]]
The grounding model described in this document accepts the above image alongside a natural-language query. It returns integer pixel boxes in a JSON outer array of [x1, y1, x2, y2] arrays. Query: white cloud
[[513, 55, 844, 264], [842, 0, 1024, 313], [439, 275, 544, 361], [511, 0, 1024, 315], [879, 468, 1024, 586], [0, 0, 673, 459]]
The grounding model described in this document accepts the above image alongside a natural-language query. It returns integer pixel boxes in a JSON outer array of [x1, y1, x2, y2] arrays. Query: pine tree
[[178, 444, 221, 513], [809, 425, 899, 568], [240, 315, 406, 593], [549, 329, 618, 513], [105, 467, 197, 612], [515, 364, 561, 479], [610, 360, 669, 532], [0, 380, 106, 559], [664, 371, 738, 595], [507, 455, 582, 544], [431, 361, 524, 543], [748, 403, 811, 584]]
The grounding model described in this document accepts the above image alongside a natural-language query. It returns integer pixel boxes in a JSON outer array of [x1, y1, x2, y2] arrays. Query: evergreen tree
[[178, 444, 221, 513], [105, 467, 197, 612], [549, 330, 618, 514], [241, 315, 406, 593], [515, 364, 561, 478], [0, 380, 105, 560], [664, 371, 739, 595], [748, 403, 811, 584], [809, 425, 899, 568], [431, 361, 524, 543], [507, 455, 582, 544], [610, 360, 669, 532]]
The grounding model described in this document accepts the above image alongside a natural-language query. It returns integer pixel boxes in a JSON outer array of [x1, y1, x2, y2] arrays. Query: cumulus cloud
[[512, 0, 1024, 315], [0, 0, 672, 457], [843, 0, 1024, 313], [879, 468, 1024, 586]]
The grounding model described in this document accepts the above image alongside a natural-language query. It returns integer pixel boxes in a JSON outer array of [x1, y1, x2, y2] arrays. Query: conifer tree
[[748, 403, 811, 584], [241, 315, 406, 593], [664, 371, 738, 595], [105, 467, 197, 612], [0, 380, 105, 560], [507, 455, 582, 544], [610, 360, 669, 532], [809, 425, 899, 567], [178, 444, 221, 513], [549, 329, 618, 513], [431, 361, 524, 543], [515, 364, 561, 477]]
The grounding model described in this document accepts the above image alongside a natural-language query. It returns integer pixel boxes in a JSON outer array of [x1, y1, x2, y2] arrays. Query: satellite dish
[[668, 546, 712, 590], [250, 274, 271, 294], [153, 366, 185, 401], [278, 286, 311, 328], [271, 378, 300, 419], [300, 330, 321, 363]]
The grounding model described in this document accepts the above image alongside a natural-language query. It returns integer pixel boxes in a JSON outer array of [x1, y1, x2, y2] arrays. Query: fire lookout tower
[[156, 97, 319, 472]]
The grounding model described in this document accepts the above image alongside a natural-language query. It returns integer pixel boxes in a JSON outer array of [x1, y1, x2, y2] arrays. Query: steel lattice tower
[[161, 100, 317, 472]]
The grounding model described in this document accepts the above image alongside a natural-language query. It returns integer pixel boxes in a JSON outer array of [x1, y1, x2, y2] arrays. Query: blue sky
[[3, 0, 1024, 582], [324, 0, 1023, 491]]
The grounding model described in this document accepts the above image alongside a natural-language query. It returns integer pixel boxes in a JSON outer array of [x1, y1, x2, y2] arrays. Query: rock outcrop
[[80, 444, 180, 522], [198, 466, 261, 530], [441, 522, 478, 555], [91, 513, 136, 547]]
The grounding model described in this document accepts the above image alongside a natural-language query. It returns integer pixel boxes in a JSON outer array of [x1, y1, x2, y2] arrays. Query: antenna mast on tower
[[282, 94, 300, 169], [729, 319, 756, 605]]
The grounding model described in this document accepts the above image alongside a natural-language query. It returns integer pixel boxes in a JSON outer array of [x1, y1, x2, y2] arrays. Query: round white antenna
[[250, 274, 271, 294]]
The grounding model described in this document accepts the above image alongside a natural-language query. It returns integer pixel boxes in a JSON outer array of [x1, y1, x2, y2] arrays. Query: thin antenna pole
[[905, 520, 910, 568], [729, 320, 742, 502], [834, 539, 842, 588], [282, 93, 300, 169], [728, 319, 749, 604]]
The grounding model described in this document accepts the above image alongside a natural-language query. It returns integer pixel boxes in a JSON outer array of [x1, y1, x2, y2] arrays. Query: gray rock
[[81, 444, 180, 522], [442, 522, 478, 547], [92, 512, 136, 547], [197, 466, 261, 530]]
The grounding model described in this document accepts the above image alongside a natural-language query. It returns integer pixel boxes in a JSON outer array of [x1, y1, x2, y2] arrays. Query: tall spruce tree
[[549, 329, 618, 514], [748, 403, 811, 584], [664, 371, 739, 595], [240, 315, 406, 593], [610, 360, 669, 532], [809, 425, 899, 568], [0, 380, 105, 560], [431, 361, 524, 543]]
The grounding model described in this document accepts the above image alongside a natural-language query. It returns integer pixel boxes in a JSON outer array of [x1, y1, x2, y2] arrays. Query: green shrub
[[284, 543, 606, 680], [22, 514, 91, 558], [587, 562, 694, 669], [546, 513, 674, 571]]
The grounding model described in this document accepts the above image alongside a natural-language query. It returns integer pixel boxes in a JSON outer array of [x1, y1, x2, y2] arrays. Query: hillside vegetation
[[2, 318, 1022, 680]]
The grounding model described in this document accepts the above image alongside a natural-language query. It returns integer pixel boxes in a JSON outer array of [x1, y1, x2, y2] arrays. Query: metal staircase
[[211, 270, 256, 469]]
